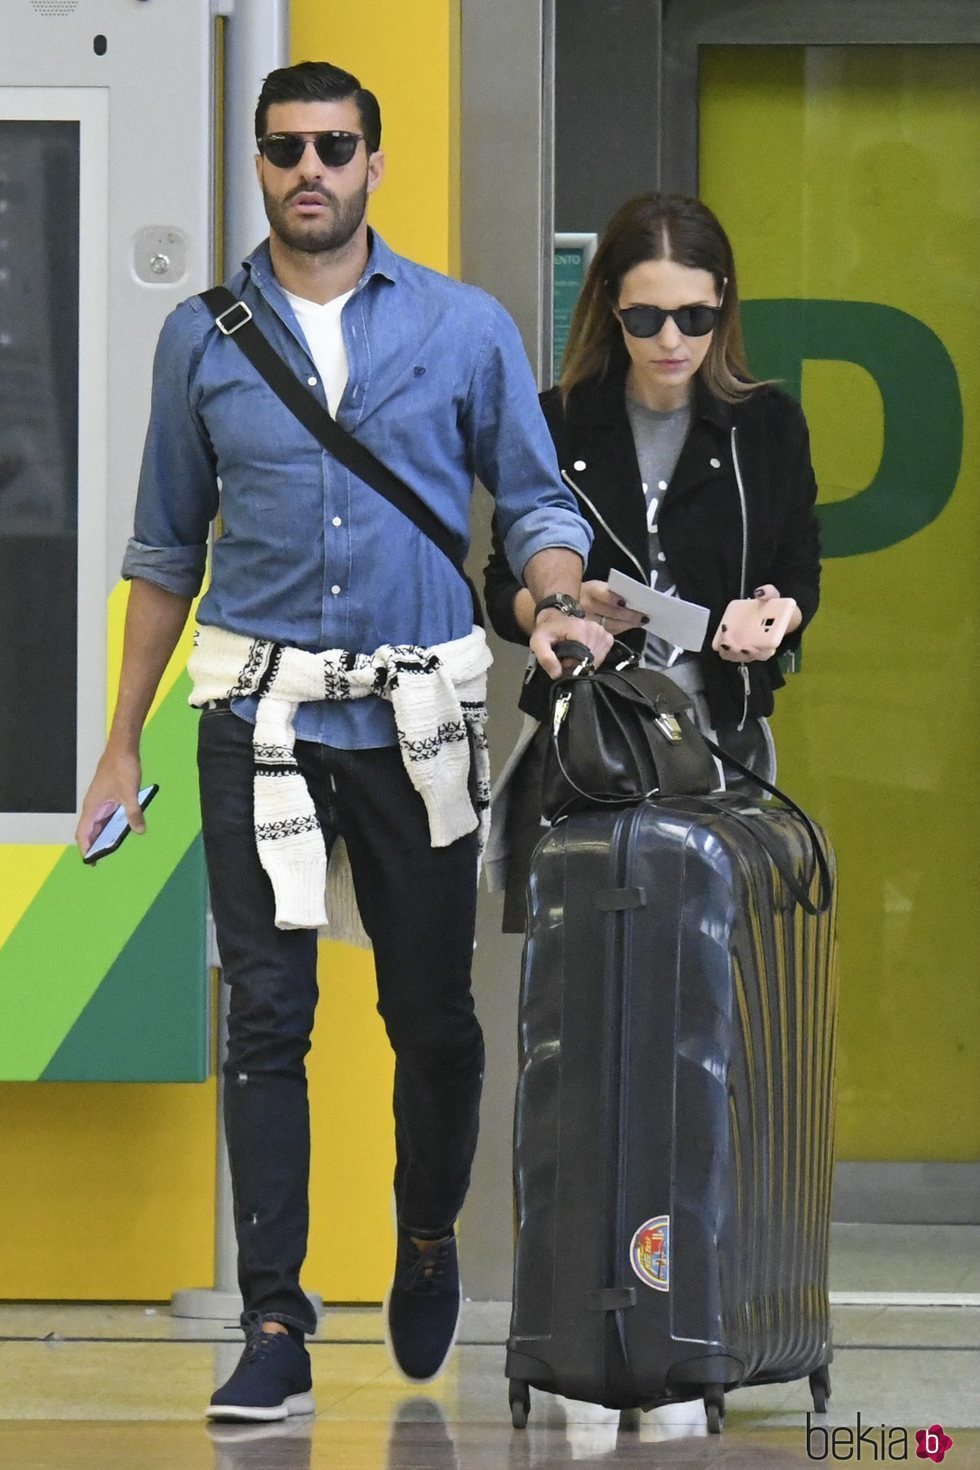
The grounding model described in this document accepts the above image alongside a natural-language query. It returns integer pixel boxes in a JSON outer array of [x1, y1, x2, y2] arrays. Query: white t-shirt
[[282, 286, 354, 416]]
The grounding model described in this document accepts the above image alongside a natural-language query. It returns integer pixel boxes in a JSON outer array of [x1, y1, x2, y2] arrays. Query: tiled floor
[[1, 1228, 978, 1469]]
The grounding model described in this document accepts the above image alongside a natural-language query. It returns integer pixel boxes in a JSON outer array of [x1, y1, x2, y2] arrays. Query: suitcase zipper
[[604, 808, 642, 1398], [561, 470, 649, 584], [731, 427, 751, 732]]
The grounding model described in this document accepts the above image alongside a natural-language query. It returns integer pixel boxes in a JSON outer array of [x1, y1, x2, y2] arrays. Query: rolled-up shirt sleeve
[[466, 297, 592, 581], [121, 301, 218, 598]]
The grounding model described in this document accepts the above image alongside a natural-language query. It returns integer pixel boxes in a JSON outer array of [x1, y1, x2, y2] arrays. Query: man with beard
[[75, 61, 608, 1420]]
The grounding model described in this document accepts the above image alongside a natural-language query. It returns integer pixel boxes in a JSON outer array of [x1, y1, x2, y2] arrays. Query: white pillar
[[223, 0, 290, 277]]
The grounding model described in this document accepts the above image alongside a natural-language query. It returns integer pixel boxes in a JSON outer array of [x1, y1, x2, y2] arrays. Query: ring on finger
[[597, 615, 606, 628]]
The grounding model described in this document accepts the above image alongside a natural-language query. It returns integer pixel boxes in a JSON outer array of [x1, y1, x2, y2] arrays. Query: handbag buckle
[[552, 690, 571, 738], [654, 712, 683, 744]]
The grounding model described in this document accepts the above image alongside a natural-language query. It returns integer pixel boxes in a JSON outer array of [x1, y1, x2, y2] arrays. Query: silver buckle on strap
[[215, 300, 253, 336], [654, 712, 683, 744], [552, 690, 572, 738]]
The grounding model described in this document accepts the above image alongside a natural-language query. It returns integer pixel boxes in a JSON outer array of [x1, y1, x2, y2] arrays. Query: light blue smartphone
[[82, 785, 159, 865]]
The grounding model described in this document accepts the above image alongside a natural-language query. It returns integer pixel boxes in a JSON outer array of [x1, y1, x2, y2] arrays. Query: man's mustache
[[284, 186, 335, 206]]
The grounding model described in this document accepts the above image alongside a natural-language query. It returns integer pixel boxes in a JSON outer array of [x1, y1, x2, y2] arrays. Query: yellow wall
[[292, 2, 457, 274], [0, 0, 458, 1305], [701, 46, 980, 1163]]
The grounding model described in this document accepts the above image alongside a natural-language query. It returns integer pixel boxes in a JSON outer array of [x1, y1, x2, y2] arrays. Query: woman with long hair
[[484, 192, 821, 930]]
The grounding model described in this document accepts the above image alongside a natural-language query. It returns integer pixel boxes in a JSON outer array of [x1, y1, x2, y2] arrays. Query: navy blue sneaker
[[207, 1316, 314, 1422], [385, 1230, 461, 1383]]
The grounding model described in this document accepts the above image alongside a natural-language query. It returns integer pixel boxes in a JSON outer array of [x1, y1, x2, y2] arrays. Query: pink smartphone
[[712, 598, 797, 655]]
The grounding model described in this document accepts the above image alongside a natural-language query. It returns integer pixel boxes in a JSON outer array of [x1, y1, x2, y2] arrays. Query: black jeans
[[197, 706, 484, 1335]]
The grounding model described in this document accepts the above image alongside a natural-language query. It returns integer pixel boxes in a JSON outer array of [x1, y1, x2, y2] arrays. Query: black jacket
[[484, 366, 821, 726]]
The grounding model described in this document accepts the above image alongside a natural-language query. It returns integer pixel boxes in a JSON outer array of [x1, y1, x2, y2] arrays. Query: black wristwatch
[[534, 593, 585, 621]]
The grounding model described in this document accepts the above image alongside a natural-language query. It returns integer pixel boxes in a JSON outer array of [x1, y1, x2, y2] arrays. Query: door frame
[[660, 0, 980, 192]]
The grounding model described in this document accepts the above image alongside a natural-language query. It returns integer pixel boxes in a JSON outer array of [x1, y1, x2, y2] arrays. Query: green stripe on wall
[[0, 676, 204, 1079], [41, 838, 209, 1082]]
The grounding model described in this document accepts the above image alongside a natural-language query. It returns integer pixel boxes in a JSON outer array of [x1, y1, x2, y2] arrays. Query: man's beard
[[263, 179, 368, 255]]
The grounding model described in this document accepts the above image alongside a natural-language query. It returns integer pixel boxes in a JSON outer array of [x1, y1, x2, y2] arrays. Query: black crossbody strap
[[200, 286, 482, 626]]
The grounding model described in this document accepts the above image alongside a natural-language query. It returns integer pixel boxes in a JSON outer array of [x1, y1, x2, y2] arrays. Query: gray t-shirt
[[625, 396, 692, 668]]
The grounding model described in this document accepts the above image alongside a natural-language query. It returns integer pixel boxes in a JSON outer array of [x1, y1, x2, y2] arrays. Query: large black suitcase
[[506, 794, 838, 1432]]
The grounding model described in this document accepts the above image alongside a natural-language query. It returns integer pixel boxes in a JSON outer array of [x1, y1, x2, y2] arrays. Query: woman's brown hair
[[559, 193, 760, 403]]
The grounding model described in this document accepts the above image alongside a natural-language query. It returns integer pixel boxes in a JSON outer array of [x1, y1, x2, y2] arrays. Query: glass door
[[698, 41, 980, 1181], [552, 1, 980, 1220], [0, 89, 107, 839]]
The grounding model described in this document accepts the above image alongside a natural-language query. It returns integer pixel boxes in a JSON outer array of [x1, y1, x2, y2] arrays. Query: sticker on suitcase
[[629, 1215, 670, 1291]]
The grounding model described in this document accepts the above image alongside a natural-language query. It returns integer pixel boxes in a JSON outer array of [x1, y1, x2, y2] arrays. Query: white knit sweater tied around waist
[[188, 624, 492, 940]]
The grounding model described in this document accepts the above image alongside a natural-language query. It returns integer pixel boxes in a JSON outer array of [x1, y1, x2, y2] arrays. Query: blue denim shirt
[[122, 233, 591, 748]]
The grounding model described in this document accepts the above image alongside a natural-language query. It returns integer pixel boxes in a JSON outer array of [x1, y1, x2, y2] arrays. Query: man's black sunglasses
[[618, 303, 720, 338], [258, 131, 367, 170]]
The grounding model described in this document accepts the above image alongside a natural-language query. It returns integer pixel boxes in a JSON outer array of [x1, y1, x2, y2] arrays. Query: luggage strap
[[589, 1287, 637, 1311], [700, 737, 833, 916], [596, 887, 647, 912]]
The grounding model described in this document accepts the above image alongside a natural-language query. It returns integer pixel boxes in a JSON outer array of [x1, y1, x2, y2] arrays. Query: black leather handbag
[[541, 644, 717, 821], [540, 642, 833, 915]]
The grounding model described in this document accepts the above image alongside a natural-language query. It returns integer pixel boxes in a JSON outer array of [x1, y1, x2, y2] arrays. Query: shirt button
[[307, 375, 318, 386], [331, 585, 342, 596], [657, 552, 667, 562], [332, 516, 342, 527], [658, 479, 668, 491], [573, 459, 587, 471], [710, 457, 721, 469]]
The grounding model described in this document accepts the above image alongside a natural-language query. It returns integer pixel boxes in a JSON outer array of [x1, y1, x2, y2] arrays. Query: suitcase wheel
[[704, 1386, 725, 1435], [618, 1407, 642, 1432], [809, 1364, 832, 1415], [509, 1379, 530, 1429]]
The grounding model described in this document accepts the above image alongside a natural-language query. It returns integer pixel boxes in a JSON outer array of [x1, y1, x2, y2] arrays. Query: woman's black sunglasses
[[258, 131, 366, 170], [618, 303, 720, 338]]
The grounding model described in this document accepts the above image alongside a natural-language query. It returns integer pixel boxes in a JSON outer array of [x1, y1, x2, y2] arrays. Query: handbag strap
[[702, 737, 834, 915], [550, 725, 661, 812], [200, 286, 483, 626]]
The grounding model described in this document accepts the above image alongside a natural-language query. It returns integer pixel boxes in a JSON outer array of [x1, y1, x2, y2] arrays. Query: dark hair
[[560, 193, 760, 403], [255, 60, 382, 153]]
